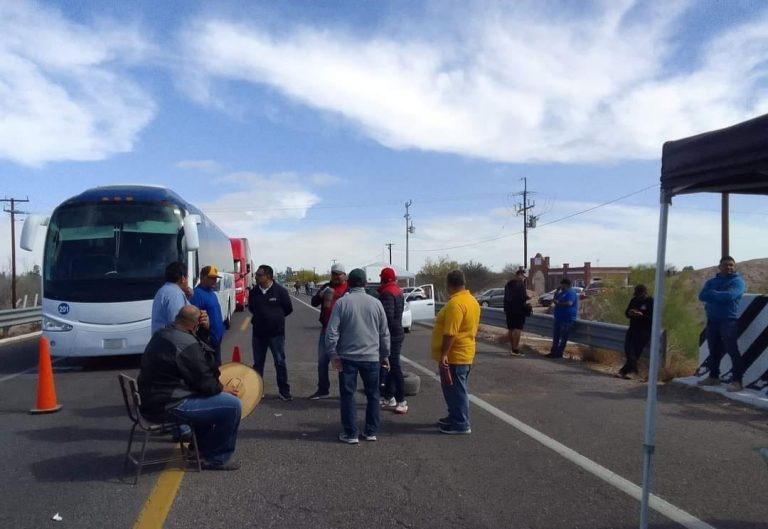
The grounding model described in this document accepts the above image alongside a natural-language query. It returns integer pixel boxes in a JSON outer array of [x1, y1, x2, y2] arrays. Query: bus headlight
[[43, 316, 73, 332]]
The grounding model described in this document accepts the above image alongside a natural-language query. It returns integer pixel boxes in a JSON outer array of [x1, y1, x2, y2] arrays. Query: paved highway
[[1, 294, 767, 528]]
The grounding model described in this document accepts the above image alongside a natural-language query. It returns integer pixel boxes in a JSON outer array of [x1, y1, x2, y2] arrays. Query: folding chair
[[118, 373, 202, 484]]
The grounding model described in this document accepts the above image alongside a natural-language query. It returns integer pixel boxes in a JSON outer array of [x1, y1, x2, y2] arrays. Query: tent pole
[[721, 193, 729, 258], [639, 190, 671, 529]]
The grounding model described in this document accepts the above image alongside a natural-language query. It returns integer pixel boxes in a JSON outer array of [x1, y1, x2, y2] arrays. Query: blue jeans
[[706, 319, 743, 381], [338, 359, 380, 437], [441, 364, 472, 430], [170, 392, 242, 465], [383, 339, 405, 402], [252, 333, 290, 395], [317, 331, 331, 393], [551, 320, 573, 357]]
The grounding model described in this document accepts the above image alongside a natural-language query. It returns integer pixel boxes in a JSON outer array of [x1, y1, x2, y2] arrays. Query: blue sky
[[1, 0, 767, 277]]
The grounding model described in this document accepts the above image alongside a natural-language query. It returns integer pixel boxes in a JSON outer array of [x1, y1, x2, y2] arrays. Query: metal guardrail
[[0, 307, 42, 330], [436, 303, 664, 358]]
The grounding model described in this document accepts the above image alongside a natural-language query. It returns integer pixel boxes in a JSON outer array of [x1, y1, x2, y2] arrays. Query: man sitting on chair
[[137, 305, 242, 471]]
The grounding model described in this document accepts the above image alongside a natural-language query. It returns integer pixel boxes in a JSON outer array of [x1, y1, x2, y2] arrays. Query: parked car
[[403, 286, 427, 300], [538, 287, 586, 307], [364, 284, 435, 332], [585, 282, 607, 296], [475, 287, 505, 307]]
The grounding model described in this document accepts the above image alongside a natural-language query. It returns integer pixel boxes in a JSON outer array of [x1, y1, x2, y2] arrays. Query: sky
[[1, 0, 767, 278]]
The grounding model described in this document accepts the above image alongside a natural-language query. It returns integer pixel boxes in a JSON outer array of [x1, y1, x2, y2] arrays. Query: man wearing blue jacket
[[698, 256, 746, 392], [190, 265, 225, 367], [547, 278, 578, 359]]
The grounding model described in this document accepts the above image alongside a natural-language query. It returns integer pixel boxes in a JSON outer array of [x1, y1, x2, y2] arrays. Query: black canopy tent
[[639, 113, 768, 528]]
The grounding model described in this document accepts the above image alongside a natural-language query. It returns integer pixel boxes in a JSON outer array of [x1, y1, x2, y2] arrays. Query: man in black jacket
[[503, 268, 530, 357], [378, 267, 408, 414], [249, 264, 294, 401], [138, 305, 242, 470]]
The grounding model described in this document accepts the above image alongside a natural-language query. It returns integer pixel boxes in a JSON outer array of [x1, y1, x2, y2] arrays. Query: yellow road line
[[133, 462, 186, 529]]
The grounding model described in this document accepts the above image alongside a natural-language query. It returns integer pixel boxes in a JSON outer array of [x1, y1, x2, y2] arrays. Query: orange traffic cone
[[30, 336, 62, 414], [232, 346, 241, 363]]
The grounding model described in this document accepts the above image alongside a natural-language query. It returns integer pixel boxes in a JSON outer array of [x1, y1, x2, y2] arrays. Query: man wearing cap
[[138, 305, 242, 471], [190, 265, 225, 367], [378, 267, 408, 414], [325, 268, 390, 443], [547, 277, 579, 359], [503, 268, 531, 357], [249, 264, 294, 401], [308, 263, 349, 399]]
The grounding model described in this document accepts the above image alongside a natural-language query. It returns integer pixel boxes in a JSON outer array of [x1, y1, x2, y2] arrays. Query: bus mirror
[[183, 214, 201, 251], [20, 215, 47, 251]]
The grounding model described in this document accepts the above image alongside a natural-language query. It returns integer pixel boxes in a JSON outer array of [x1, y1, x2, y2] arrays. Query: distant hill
[[683, 258, 768, 293]]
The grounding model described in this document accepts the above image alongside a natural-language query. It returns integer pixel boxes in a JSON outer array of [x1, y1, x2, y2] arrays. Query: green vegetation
[[583, 265, 705, 360], [416, 256, 521, 301], [0, 266, 42, 309]]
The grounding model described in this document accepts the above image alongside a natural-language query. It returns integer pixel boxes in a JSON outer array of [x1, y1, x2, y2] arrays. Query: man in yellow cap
[[191, 265, 225, 367]]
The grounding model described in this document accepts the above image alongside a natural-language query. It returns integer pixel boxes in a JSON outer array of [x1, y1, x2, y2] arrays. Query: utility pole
[[1, 197, 30, 308], [385, 243, 394, 264], [404, 200, 415, 271], [514, 177, 537, 272]]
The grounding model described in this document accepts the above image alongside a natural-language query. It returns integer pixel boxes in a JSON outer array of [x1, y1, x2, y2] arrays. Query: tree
[[502, 262, 523, 275], [416, 256, 460, 301], [460, 260, 491, 293]]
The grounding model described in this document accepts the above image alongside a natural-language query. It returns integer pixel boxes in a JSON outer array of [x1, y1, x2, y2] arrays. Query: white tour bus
[[21, 185, 235, 357]]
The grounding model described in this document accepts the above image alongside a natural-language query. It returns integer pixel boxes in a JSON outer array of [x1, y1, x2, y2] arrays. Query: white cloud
[[176, 159, 222, 172], [0, 3, 156, 166], [179, 2, 768, 163], [201, 171, 322, 227]]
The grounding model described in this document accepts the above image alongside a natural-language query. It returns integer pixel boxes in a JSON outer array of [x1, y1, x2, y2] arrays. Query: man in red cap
[[378, 267, 408, 414]]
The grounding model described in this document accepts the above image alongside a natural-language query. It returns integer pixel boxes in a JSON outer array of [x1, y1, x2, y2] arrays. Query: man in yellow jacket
[[431, 270, 481, 434]]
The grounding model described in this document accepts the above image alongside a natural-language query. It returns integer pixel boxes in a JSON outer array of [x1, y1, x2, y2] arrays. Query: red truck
[[230, 237, 253, 311]]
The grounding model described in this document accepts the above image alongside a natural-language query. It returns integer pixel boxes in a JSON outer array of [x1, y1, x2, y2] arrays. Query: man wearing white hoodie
[[325, 268, 390, 444]]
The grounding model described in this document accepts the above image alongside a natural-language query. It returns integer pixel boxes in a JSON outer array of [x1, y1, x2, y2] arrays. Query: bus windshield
[[43, 202, 186, 302]]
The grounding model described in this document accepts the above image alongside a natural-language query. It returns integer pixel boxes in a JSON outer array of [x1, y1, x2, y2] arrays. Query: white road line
[[294, 293, 713, 528], [401, 356, 715, 529]]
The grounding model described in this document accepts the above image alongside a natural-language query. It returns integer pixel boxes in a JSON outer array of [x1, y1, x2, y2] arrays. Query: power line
[[410, 185, 657, 253]]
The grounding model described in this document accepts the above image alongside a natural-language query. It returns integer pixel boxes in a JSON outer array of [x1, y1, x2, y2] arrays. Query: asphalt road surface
[[1, 294, 767, 529]]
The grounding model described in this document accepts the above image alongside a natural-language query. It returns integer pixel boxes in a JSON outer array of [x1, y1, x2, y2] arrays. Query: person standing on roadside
[[190, 265, 225, 367], [433, 270, 481, 435], [503, 268, 531, 357], [697, 256, 746, 392], [326, 268, 390, 443], [378, 267, 408, 414], [308, 263, 349, 399], [547, 278, 578, 359], [617, 284, 653, 379], [249, 264, 294, 401], [151, 261, 192, 335]]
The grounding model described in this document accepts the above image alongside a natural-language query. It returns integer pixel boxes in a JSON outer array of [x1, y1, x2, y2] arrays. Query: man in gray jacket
[[326, 268, 390, 444]]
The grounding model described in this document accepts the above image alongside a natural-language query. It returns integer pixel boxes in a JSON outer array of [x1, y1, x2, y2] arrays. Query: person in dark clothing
[[378, 267, 408, 414], [617, 284, 653, 379], [503, 268, 531, 357], [308, 262, 349, 399], [137, 305, 242, 470], [249, 264, 294, 401]]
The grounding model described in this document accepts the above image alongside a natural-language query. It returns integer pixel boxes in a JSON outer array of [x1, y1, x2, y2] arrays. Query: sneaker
[[308, 391, 330, 400], [439, 425, 472, 435], [726, 381, 743, 393], [697, 377, 720, 387], [380, 397, 396, 409], [437, 416, 451, 427], [394, 401, 408, 414], [279, 392, 293, 401], [615, 372, 631, 380], [361, 433, 378, 442], [545, 352, 563, 359], [510, 349, 525, 357], [338, 432, 359, 444], [202, 459, 241, 471]]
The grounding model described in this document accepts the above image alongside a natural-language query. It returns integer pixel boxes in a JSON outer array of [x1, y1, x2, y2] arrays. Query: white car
[[365, 284, 435, 332]]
